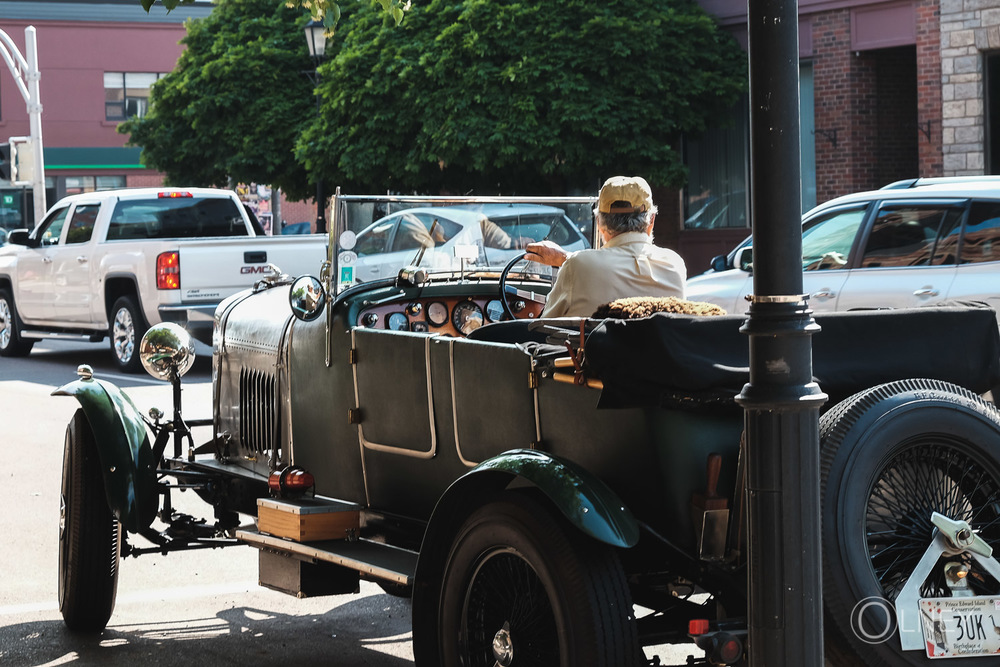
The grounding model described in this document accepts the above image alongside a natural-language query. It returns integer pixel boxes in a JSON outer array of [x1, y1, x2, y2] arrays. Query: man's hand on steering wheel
[[524, 240, 569, 268]]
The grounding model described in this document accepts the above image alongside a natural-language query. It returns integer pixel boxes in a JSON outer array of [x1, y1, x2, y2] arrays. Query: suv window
[[861, 205, 964, 268], [108, 197, 248, 240], [961, 201, 1000, 264], [801, 207, 867, 271], [65, 205, 101, 245]]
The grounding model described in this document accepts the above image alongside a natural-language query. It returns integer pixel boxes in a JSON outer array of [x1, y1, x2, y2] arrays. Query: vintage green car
[[55, 194, 1000, 666]]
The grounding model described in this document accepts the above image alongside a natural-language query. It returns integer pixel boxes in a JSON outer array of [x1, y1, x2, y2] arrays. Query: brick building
[[667, 0, 952, 271]]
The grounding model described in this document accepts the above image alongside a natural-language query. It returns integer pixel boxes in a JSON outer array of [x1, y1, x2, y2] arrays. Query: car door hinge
[[349, 348, 358, 364], [528, 370, 540, 389], [348, 408, 363, 424]]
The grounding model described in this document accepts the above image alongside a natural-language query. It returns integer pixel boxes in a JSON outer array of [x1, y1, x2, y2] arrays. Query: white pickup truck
[[0, 187, 327, 371]]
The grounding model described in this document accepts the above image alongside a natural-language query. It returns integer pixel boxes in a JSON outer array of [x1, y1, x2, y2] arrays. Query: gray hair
[[594, 206, 658, 235]]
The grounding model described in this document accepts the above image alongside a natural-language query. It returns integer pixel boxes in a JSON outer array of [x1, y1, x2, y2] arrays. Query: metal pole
[[25, 26, 46, 222], [736, 0, 827, 664], [314, 67, 326, 234]]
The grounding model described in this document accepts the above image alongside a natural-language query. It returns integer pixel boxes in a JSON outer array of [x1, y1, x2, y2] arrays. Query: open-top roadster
[[55, 194, 1000, 666]]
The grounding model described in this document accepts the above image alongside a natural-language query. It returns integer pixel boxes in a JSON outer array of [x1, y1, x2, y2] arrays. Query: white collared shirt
[[541, 232, 686, 318]]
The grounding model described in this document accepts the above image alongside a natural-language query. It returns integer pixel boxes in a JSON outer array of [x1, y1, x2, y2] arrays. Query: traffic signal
[[0, 143, 12, 181]]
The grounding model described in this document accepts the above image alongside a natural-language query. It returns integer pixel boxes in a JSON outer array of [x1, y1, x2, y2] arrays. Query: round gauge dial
[[452, 301, 484, 335], [387, 312, 409, 331], [427, 301, 449, 327], [485, 299, 505, 322]]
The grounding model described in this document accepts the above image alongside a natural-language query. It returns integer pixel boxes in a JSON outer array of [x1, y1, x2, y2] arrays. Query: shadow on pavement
[[0, 594, 413, 666]]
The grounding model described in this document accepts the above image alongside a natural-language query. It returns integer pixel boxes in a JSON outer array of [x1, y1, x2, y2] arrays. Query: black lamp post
[[739, 0, 826, 663], [304, 20, 328, 234]]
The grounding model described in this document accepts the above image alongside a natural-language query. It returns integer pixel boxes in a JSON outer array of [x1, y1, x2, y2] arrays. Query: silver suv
[[687, 177, 1000, 319]]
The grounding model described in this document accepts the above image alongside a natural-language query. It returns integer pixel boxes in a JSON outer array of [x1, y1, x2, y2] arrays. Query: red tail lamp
[[156, 252, 180, 290], [158, 191, 193, 198], [688, 619, 710, 636]]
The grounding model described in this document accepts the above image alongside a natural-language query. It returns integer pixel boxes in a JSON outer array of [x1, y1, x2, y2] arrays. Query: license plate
[[919, 597, 1000, 658]]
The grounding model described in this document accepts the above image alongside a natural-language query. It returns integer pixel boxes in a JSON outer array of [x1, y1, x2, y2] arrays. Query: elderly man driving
[[525, 176, 686, 318]]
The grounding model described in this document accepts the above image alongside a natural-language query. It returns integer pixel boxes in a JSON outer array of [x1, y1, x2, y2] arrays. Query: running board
[[21, 330, 104, 342], [236, 529, 418, 586]]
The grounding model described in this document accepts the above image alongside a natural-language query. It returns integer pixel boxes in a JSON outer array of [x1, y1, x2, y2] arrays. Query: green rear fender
[[53, 377, 156, 533], [442, 448, 639, 548]]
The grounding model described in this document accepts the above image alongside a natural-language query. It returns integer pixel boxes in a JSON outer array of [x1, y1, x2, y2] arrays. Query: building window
[[683, 62, 816, 230], [104, 72, 164, 121], [64, 176, 126, 195], [987, 53, 1000, 174]]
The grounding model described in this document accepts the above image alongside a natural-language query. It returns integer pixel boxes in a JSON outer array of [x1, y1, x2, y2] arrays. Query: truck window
[[109, 197, 249, 240], [65, 205, 101, 245], [37, 206, 71, 246]]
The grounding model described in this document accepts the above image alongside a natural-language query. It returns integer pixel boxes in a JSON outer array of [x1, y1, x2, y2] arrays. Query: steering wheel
[[499, 251, 551, 320]]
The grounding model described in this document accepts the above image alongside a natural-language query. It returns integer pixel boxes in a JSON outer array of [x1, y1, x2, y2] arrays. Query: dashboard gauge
[[411, 321, 429, 333], [387, 312, 409, 331], [485, 299, 505, 322], [452, 301, 484, 335], [427, 301, 449, 327], [360, 312, 379, 328]]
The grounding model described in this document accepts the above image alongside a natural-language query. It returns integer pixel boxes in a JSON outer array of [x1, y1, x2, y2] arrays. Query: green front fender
[[53, 376, 156, 533], [446, 448, 640, 548]]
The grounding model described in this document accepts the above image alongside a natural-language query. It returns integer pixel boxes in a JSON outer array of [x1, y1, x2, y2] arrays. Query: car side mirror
[[710, 254, 729, 272], [289, 275, 327, 322], [736, 246, 753, 272], [6, 229, 30, 246]]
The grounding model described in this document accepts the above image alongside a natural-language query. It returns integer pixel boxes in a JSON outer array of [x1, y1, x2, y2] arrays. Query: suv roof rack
[[881, 176, 1000, 189]]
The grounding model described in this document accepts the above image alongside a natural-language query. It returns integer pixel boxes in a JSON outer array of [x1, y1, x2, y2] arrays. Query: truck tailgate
[[177, 236, 328, 302]]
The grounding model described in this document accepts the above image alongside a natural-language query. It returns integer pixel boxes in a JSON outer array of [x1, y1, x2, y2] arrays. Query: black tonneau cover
[[583, 306, 1000, 409]]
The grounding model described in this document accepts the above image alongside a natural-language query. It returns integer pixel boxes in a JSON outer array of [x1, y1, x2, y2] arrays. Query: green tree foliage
[[121, 0, 316, 198], [298, 0, 746, 194], [139, 0, 407, 30]]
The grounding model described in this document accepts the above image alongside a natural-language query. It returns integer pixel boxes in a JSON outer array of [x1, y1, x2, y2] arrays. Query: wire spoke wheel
[[865, 439, 1000, 601], [435, 491, 640, 667], [461, 549, 559, 666]]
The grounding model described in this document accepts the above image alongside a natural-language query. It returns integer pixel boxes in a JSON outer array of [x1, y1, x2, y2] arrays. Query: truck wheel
[[0, 287, 34, 357], [110, 295, 147, 373], [820, 379, 1000, 667], [437, 492, 641, 667], [59, 409, 121, 632]]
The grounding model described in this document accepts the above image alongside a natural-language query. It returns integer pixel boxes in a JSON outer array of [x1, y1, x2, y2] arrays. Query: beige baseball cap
[[598, 176, 653, 214]]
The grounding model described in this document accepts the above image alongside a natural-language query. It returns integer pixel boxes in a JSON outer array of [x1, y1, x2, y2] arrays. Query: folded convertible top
[[583, 305, 1000, 410]]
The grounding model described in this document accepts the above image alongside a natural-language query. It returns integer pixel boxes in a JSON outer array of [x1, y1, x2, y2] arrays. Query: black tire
[[436, 491, 641, 667], [820, 379, 1000, 667], [109, 295, 148, 373], [0, 287, 34, 356], [59, 409, 121, 632]]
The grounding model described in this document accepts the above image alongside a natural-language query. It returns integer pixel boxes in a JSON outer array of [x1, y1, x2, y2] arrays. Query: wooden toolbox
[[257, 497, 360, 542]]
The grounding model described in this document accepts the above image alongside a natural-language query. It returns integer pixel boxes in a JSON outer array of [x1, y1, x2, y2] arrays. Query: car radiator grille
[[239, 367, 276, 455]]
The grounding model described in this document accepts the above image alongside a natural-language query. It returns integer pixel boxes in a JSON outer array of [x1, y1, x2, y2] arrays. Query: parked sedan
[[348, 203, 590, 283], [687, 177, 1000, 320]]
